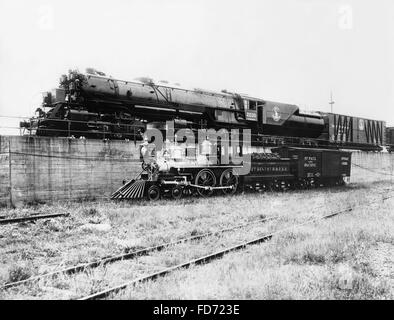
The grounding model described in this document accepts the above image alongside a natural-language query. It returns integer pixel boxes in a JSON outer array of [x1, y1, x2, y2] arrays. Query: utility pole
[[329, 91, 335, 113], [8, 140, 14, 208]]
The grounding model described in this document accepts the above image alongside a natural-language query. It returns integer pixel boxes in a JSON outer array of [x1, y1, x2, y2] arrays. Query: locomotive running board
[[110, 180, 146, 200]]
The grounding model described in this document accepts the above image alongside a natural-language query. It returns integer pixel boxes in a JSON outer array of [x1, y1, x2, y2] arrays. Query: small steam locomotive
[[111, 140, 352, 201]]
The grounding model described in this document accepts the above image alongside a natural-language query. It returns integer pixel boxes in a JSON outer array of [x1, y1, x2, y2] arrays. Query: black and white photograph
[[0, 0, 393, 306]]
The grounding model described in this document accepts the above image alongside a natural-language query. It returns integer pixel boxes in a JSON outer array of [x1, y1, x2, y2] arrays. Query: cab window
[[244, 100, 258, 110], [249, 101, 257, 110]]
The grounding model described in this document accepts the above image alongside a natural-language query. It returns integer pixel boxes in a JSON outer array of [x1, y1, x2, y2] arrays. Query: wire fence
[[0, 142, 393, 169], [0, 147, 392, 207], [352, 162, 394, 177], [0, 151, 140, 162]]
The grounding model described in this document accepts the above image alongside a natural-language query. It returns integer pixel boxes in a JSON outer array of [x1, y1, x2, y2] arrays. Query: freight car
[[111, 142, 351, 201], [317, 112, 386, 150], [20, 69, 385, 151], [386, 127, 394, 152]]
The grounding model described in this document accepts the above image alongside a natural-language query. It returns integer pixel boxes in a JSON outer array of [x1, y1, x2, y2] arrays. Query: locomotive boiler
[[20, 69, 324, 140], [20, 69, 385, 150]]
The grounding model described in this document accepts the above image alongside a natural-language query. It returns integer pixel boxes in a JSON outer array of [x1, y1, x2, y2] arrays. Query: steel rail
[[0, 213, 69, 225], [78, 208, 353, 300], [0, 214, 281, 290]]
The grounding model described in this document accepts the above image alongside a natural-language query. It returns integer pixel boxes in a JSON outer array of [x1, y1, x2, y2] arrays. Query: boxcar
[[318, 112, 385, 148], [272, 147, 351, 184]]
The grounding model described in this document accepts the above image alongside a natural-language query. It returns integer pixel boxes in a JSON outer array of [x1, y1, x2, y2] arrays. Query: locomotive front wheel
[[195, 169, 216, 197], [147, 185, 160, 201], [171, 185, 183, 200], [219, 169, 239, 195]]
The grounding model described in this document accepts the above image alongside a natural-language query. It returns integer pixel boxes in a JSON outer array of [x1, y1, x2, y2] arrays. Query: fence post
[[8, 140, 14, 208]]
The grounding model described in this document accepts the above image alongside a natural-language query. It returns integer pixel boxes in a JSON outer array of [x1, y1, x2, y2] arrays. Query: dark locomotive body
[[111, 145, 352, 201], [386, 127, 394, 152], [20, 69, 386, 151]]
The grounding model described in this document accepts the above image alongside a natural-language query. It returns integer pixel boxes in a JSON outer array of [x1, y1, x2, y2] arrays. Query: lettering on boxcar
[[304, 156, 317, 168]]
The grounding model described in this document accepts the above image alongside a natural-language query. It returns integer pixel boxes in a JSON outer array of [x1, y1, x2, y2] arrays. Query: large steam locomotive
[[20, 69, 385, 150]]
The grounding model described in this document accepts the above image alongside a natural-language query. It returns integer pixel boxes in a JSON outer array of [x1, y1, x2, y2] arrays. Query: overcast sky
[[0, 0, 393, 134]]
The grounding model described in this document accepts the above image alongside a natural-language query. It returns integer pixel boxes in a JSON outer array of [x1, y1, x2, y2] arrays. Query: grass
[[7, 264, 32, 283], [118, 197, 393, 300], [0, 181, 393, 299]]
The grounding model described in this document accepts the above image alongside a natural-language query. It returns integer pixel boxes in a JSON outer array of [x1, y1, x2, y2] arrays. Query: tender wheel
[[195, 169, 216, 197], [219, 169, 238, 195], [146, 185, 160, 201], [297, 179, 307, 190], [171, 185, 183, 200]]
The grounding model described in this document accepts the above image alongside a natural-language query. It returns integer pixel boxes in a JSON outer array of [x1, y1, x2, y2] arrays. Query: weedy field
[[0, 180, 393, 300]]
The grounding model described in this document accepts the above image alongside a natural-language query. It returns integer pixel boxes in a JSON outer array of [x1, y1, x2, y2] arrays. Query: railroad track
[[78, 193, 393, 300], [1, 190, 392, 299], [0, 213, 282, 290], [79, 208, 352, 300], [1, 199, 344, 292], [0, 213, 69, 225]]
